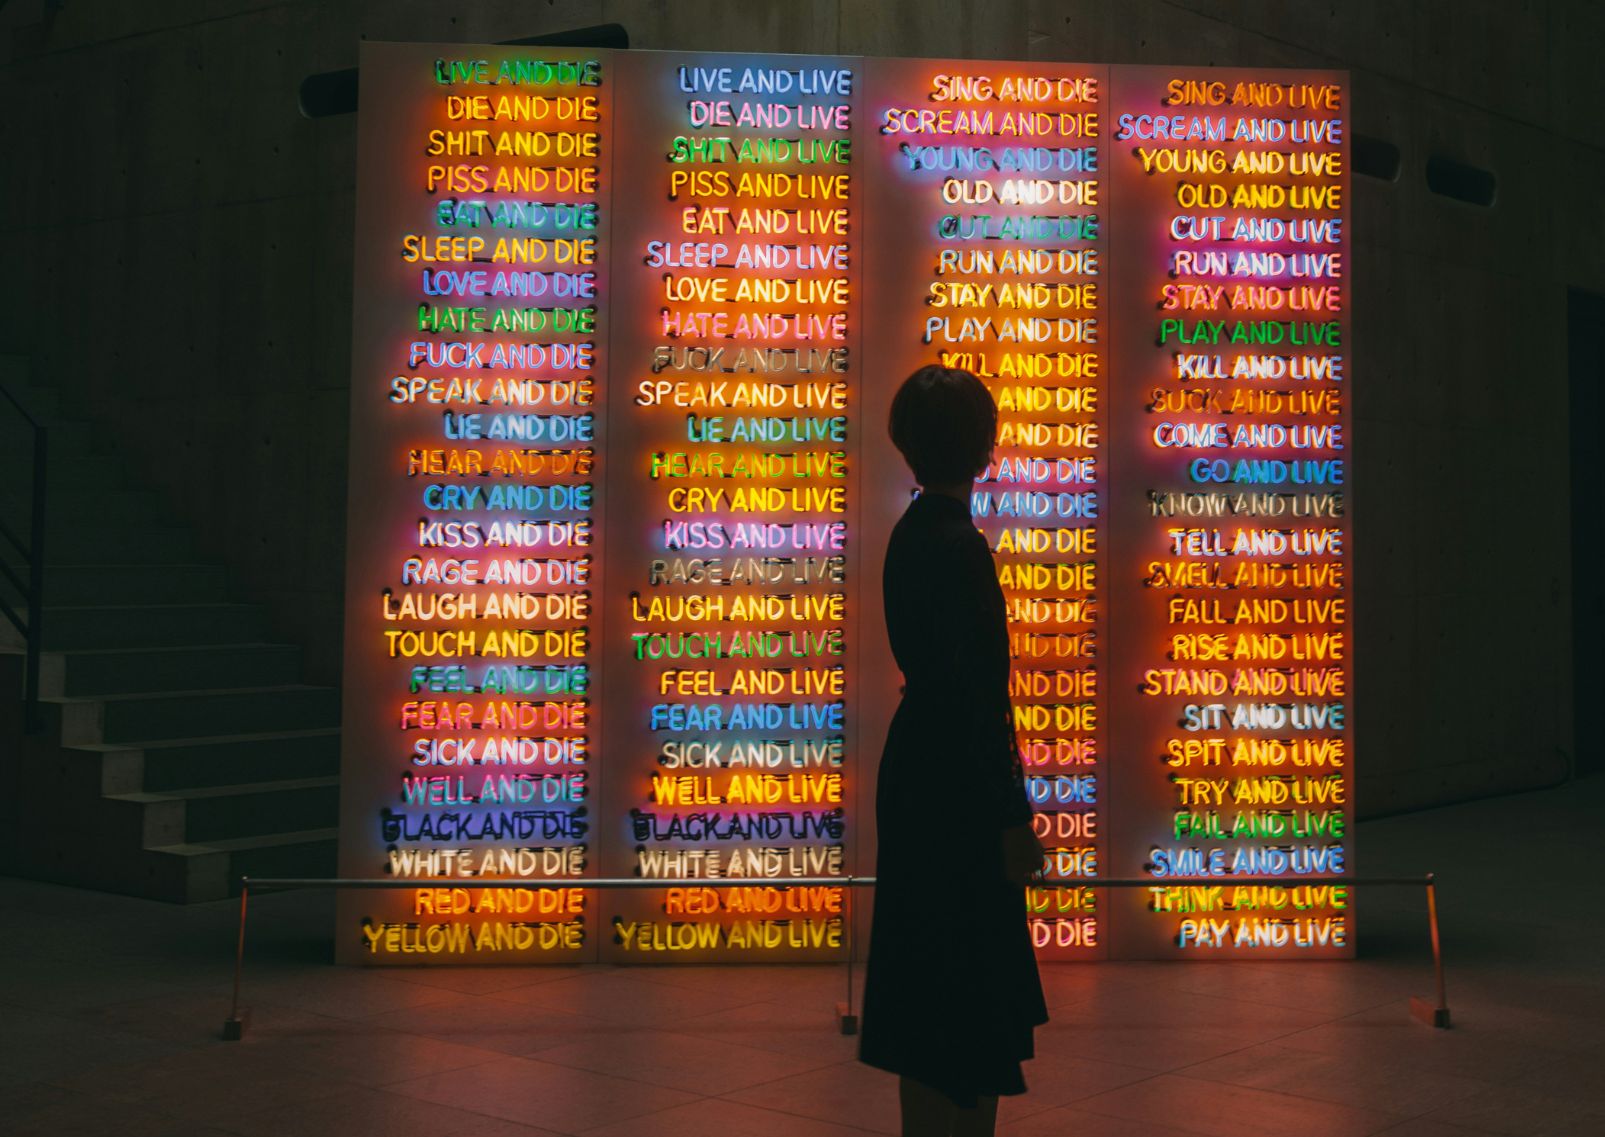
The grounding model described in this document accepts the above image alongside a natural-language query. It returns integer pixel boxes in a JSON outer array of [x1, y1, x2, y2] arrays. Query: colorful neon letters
[[597, 55, 859, 958], [859, 61, 1108, 958], [1105, 67, 1352, 955], [339, 46, 1353, 963]]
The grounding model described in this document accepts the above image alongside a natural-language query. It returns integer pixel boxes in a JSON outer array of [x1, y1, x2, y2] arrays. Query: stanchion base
[[223, 1010, 250, 1041], [835, 1001, 859, 1036], [1409, 996, 1450, 1029]]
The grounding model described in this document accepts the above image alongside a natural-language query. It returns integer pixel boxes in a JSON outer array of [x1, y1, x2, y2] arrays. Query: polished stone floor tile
[[0, 956, 205, 1012], [1435, 990, 1605, 1052], [536, 1024, 841, 1095], [1413, 1082, 1605, 1136], [239, 964, 468, 1019], [624, 961, 852, 1003], [1174, 1039, 1491, 1115], [721, 1057, 902, 1133], [1032, 960, 1125, 1008], [1159, 957, 1422, 1016], [373, 963, 587, 996], [0, 1002, 194, 1086], [1500, 1043, 1605, 1110], [11, 1104, 238, 1137], [388, 1052, 700, 1133], [503, 967, 762, 1027], [1052, 979, 1341, 1032], [578, 1095, 886, 1136], [362, 990, 618, 1055], [3, 775, 1603, 1135], [1074, 1071, 1409, 1136], [999, 1103, 1217, 1136], [42, 1045, 353, 1125], [1269, 1001, 1570, 1083], [7, 1083, 230, 1137], [238, 1012, 504, 1087], [1012, 1012, 1296, 1072], [996, 1044, 1159, 1116], [1365, 1121, 1503, 1137], [77, 987, 311, 1047], [676, 995, 862, 1060], [217, 1083, 569, 1137], [1520, 1117, 1605, 1137]]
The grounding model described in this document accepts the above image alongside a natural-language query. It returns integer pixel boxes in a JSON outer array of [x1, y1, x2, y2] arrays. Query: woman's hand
[[1001, 823, 1046, 886]]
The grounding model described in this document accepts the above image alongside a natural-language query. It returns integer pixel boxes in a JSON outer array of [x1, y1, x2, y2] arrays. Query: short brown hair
[[888, 364, 997, 487]]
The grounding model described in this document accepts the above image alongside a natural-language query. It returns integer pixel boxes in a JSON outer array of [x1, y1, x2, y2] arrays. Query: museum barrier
[[223, 872, 1449, 1041]]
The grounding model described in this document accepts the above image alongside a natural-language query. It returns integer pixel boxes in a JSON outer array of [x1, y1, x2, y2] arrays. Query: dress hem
[[856, 1052, 1031, 1106]]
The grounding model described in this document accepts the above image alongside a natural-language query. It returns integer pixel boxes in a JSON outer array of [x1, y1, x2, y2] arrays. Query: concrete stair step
[[40, 602, 264, 650], [40, 643, 302, 696], [109, 776, 339, 845], [59, 684, 340, 745], [173, 776, 339, 843], [145, 827, 339, 902], [74, 727, 343, 793], [222, 828, 338, 893], [4, 355, 345, 905]]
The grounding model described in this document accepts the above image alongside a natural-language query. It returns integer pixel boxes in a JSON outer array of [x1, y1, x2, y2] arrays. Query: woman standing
[[859, 364, 1049, 1137]]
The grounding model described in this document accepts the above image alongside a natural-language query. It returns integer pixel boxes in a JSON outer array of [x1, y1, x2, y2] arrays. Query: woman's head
[[888, 364, 997, 488]]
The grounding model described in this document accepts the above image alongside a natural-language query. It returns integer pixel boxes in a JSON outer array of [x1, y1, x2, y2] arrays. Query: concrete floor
[[3, 776, 1602, 1137]]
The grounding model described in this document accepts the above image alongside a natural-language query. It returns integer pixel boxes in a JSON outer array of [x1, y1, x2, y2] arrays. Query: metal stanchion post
[[1409, 872, 1451, 1028], [223, 879, 251, 1040], [837, 876, 858, 1035]]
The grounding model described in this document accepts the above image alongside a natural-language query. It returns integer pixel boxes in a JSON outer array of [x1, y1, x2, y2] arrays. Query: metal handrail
[[224, 872, 1448, 1040], [0, 380, 46, 734]]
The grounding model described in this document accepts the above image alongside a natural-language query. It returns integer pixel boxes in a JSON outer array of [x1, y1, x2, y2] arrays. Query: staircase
[[0, 356, 340, 901]]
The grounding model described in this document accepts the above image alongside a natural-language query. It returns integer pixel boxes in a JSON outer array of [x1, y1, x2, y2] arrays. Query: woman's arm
[[948, 528, 1038, 837]]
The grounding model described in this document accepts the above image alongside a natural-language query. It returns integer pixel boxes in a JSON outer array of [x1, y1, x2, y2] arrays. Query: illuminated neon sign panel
[[339, 45, 1353, 964]]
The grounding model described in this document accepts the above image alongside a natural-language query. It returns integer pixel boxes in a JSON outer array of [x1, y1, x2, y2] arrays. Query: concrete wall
[[3, 0, 1598, 818]]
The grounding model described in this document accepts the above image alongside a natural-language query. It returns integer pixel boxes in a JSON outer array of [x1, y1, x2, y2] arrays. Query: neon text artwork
[[340, 46, 1353, 963]]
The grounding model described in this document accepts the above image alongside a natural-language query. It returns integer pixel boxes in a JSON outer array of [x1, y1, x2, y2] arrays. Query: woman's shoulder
[[891, 496, 990, 563]]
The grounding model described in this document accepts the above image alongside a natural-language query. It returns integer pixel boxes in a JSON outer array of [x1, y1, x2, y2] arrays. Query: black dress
[[858, 490, 1048, 1106]]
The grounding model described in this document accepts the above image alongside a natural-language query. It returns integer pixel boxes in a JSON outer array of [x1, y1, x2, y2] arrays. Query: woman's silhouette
[[859, 364, 1048, 1137]]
